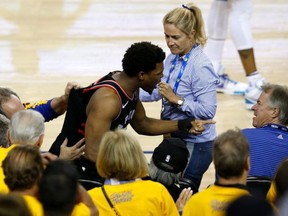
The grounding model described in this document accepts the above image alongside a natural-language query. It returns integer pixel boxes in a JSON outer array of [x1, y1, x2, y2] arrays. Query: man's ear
[[138, 71, 146, 82], [271, 107, 280, 118], [6, 130, 11, 145], [245, 156, 251, 171], [35, 134, 44, 148]]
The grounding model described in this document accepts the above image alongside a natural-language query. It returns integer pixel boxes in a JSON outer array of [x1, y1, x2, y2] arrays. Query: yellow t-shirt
[[71, 202, 92, 216], [88, 179, 179, 216], [23, 195, 44, 216], [182, 184, 250, 216], [25, 195, 91, 216], [0, 144, 17, 193]]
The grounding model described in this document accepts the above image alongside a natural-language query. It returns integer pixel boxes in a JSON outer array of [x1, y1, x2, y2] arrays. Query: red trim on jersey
[[82, 84, 122, 120], [83, 80, 134, 100]]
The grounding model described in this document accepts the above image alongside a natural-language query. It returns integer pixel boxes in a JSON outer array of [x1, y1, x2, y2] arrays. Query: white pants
[[205, 0, 254, 70]]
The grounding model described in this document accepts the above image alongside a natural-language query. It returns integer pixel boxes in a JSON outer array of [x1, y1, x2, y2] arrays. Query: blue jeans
[[183, 141, 213, 190]]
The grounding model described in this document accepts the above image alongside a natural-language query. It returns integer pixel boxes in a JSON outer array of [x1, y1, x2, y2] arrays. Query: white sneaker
[[245, 77, 265, 110], [217, 73, 248, 95]]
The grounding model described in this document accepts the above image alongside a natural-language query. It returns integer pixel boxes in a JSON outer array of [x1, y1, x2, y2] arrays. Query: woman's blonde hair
[[163, 3, 207, 46], [96, 130, 148, 180]]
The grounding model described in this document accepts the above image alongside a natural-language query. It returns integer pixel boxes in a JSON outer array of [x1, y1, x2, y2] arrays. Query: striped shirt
[[140, 44, 218, 143], [243, 124, 288, 178]]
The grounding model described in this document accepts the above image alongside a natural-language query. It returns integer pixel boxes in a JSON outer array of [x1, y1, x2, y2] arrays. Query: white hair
[[149, 159, 181, 187], [9, 110, 45, 145]]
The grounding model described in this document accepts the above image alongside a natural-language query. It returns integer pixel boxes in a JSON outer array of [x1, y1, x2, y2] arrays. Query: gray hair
[[262, 83, 288, 125], [213, 128, 250, 179], [8, 110, 45, 145], [149, 159, 181, 187], [0, 114, 10, 147]]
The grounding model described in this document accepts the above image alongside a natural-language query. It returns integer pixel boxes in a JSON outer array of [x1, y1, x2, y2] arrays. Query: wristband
[[178, 118, 195, 131]]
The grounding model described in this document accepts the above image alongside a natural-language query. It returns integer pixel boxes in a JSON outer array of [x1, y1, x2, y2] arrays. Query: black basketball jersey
[[49, 71, 138, 155]]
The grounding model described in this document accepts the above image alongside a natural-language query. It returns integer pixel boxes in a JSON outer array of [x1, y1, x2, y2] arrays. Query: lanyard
[[161, 52, 190, 116], [166, 52, 190, 94], [104, 178, 141, 185], [166, 44, 197, 93]]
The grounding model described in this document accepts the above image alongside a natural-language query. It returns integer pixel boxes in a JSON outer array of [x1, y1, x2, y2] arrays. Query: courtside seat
[[246, 176, 272, 199]]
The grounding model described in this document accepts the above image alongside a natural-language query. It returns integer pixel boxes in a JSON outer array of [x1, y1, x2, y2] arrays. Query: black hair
[[122, 41, 165, 77], [38, 159, 79, 215]]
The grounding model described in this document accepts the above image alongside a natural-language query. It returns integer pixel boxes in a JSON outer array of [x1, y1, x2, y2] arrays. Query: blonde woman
[[140, 3, 218, 191], [88, 130, 179, 216]]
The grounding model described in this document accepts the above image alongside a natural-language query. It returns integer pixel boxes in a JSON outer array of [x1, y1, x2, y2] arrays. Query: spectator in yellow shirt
[[182, 128, 251, 216], [88, 129, 179, 216]]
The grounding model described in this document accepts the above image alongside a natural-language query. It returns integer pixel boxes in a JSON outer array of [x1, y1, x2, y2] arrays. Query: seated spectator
[[3, 145, 96, 216], [88, 129, 179, 215], [242, 83, 288, 179], [0, 110, 45, 193], [0, 82, 80, 121], [2, 145, 44, 215], [38, 159, 98, 216], [0, 193, 32, 216], [149, 137, 193, 211], [0, 110, 84, 193], [0, 114, 9, 147], [226, 195, 273, 216], [266, 158, 288, 209], [182, 128, 251, 216]]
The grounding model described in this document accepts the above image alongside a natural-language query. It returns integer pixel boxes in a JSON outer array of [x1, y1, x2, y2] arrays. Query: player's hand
[[64, 81, 81, 97], [41, 152, 58, 165], [189, 119, 216, 135], [59, 138, 85, 160]]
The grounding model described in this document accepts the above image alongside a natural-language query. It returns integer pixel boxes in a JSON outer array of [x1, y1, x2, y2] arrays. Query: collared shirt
[[140, 44, 218, 143], [243, 123, 288, 178]]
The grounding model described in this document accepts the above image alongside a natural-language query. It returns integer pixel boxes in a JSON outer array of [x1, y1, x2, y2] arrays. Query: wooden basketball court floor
[[1, 0, 287, 190]]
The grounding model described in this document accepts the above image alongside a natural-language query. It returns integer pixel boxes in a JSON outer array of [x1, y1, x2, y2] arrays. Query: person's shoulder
[[242, 125, 277, 137], [22, 195, 43, 214], [183, 189, 207, 209], [0, 146, 8, 154], [190, 185, 216, 199], [138, 179, 172, 192], [23, 194, 41, 203], [139, 179, 164, 187], [242, 127, 256, 133], [72, 202, 91, 216], [191, 45, 208, 60], [0, 144, 16, 157], [88, 84, 121, 106], [164, 53, 176, 63], [88, 186, 101, 194]]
